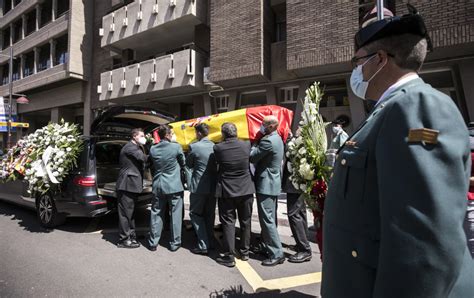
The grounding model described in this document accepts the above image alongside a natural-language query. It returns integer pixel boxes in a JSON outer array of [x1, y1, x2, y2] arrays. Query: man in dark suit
[[186, 123, 217, 255], [282, 133, 312, 263], [250, 116, 285, 266], [322, 6, 474, 298], [214, 122, 255, 267], [116, 128, 147, 248], [147, 125, 186, 252]]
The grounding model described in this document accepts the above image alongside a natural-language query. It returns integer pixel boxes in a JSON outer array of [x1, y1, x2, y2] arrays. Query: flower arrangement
[[0, 120, 83, 195], [286, 82, 331, 212]]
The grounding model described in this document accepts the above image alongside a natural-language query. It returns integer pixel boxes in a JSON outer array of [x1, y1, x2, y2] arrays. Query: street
[[0, 198, 321, 297]]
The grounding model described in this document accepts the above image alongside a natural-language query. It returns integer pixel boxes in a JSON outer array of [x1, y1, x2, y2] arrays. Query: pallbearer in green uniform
[[322, 5, 474, 298], [186, 123, 217, 255], [250, 115, 285, 267], [147, 125, 186, 252]]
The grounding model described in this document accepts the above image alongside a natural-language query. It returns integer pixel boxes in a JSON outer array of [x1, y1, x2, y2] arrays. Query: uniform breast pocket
[[335, 147, 368, 202]]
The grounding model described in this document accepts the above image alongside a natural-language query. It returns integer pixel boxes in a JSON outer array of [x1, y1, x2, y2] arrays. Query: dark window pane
[[38, 43, 51, 71], [56, 0, 69, 17], [54, 34, 68, 65], [12, 19, 22, 44], [23, 51, 35, 77], [40, 0, 53, 27], [25, 10, 36, 36], [12, 58, 21, 81], [2, 27, 11, 49], [1, 64, 9, 85]]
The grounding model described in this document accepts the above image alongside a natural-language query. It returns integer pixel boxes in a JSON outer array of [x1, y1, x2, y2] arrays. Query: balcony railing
[[101, 0, 206, 49], [99, 48, 204, 101]]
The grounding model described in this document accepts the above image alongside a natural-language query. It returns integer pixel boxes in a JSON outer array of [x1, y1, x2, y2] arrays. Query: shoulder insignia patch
[[408, 128, 439, 145]]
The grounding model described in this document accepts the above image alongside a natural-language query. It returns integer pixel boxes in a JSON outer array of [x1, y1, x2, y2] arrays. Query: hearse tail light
[[73, 176, 96, 187]]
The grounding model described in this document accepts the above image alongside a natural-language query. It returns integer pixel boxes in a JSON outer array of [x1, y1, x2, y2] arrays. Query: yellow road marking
[[235, 259, 321, 292], [235, 259, 264, 291]]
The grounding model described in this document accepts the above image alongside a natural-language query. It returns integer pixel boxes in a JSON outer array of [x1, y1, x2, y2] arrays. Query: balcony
[[99, 48, 204, 101], [0, 12, 69, 64], [101, 0, 206, 51], [0, 0, 40, 29]]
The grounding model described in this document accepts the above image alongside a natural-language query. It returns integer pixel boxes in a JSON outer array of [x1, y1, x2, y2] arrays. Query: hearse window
[[95, 142, 125, 165]]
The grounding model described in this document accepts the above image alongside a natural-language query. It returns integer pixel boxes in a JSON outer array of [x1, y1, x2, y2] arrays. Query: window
[[54, 34, 68, 65], [279, 86, 299, 104], [40, 0, 53, 27], [2, 27, 11, 50], [1, 64, 9, 86], [12, 58, 21, 81], [12, 18, 23, 44], [320, 89, 349, 108], [23, 51, 35, 77], [272, 3, 286, 42], [3, 0, 12, 15], [215, 95, 229, 113], [37, 43, 51, 71], [25, 9, 37, 36], [13, 0, 22, 7], [56, 0, 69, 17], [239, 90, 267, 108]]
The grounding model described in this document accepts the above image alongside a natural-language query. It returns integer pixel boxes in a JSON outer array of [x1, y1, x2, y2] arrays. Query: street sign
[[0, 96, 17, 115], [0, 115, 18, 132], [0, 121, 29, 128]]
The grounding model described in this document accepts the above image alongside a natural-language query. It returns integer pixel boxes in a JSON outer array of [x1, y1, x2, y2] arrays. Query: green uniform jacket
[[322, 78, 474, 298], [250, 131, 284, 196], [149, 140, 185, 195], [186, 137, 216, 195]]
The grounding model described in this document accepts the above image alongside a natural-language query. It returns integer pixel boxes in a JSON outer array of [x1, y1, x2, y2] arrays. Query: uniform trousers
[[464, 200, 474, 257], [117, 190, 138, 242], [190, 193, 217, 250], [287, 193, 311, 253], [218, 195, 253, 256], [257, 194, 284, 259], [148, 192, 183, 250]]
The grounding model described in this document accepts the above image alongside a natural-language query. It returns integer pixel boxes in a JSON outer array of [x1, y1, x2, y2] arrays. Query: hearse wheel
[[36, 193, 65, 228]]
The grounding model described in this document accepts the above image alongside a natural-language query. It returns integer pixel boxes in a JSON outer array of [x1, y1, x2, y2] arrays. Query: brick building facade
[[1, 0, 473, 143]]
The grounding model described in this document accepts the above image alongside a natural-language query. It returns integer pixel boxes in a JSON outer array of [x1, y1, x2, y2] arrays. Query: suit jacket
[[321, 78, 474, 298], [214, 137, 255, 198], [250, 131, 284, 196], [149, 140, 186, 195], [116, 141, 146, 193], [186, 137, 217, 195]]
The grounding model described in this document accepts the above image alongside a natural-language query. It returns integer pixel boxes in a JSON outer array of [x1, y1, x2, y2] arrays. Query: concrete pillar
[[227, 91, 238, 111], [33, 47, 38, 74], [21, 15, 26, 39], [9, 23, 13, 46], [266, 86, 277, 105], [202, 95, 212, 116], [82, 83, 92, 135], [51, 107, 59, 123], [458, 59, 474, 122], [19, 54, 24, 79], [345, 77, 366, 129], [36, 5, 41, 30], [51, 107, 74, 123], [52, 0, 57, 21], [49, 39, 55, 68], [192, 96, 205, 117]]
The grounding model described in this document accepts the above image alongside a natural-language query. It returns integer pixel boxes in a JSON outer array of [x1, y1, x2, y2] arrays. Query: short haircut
[[363, 33, 427, 71], [221, 122, 237, 139], [195, 123, 209, 137], [157, 124, 171, 139], [131, 128, 144, 138], [263, 115, 279, 126]]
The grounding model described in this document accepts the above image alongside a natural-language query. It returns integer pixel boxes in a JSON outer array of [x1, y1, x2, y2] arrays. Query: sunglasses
[[351, 52, 394, 69]]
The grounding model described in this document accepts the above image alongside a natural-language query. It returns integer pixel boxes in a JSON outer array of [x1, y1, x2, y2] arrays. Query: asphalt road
[[0, 200, 322, 297]]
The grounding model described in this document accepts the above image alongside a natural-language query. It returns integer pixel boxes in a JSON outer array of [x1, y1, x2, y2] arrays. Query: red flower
[[311, 179, 327, 196]]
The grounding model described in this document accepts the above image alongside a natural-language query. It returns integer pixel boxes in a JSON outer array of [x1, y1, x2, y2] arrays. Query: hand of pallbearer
[[155, 105, 294, 151]]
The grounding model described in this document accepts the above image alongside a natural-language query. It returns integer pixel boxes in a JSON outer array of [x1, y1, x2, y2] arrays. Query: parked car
[[0, 106, 174, 228]]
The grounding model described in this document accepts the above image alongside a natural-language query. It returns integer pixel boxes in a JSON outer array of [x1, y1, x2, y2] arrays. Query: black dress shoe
[[288, 252, 312, 263], [146, 244, 157, 252], [130, 239, 141, 248], [216, 255, 236, 267], [191, 247, 208, 255], [239, 252, 249, 261], [262, 256, 285, 266], [117, 239, 140, 249], [169, 246, 180, 252]]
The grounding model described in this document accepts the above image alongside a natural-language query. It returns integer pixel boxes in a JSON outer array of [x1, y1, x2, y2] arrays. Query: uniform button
[[352, 250, 358, 258], [380, 103, 385, 108], [341, 159, 347, 166]]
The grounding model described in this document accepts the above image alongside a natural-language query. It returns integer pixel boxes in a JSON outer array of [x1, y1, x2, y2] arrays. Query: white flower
[[58, 167, 64, 172], [299, 162, 314, 181], [287, 162, 293, 173], [298, 147, 306, 155], [53, 171, 59, 177], [300, 184, 307, 191], [66, 147, 72, 152]]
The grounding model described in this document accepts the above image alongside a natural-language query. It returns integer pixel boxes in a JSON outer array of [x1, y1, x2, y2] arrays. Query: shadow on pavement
[[209, 286, 315, 297]]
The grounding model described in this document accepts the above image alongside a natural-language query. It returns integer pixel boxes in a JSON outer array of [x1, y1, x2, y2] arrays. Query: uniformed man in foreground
[[250, 116, 285, 266], [186, 123, 217, 255], [322, 6, 474, 298]]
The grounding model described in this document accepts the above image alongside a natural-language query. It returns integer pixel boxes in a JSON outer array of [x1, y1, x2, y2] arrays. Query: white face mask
[[350, 54, 386, 100], [137, 136, 147, 145], [332, 126, 342, 134], [170, 134, 177, 142]]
